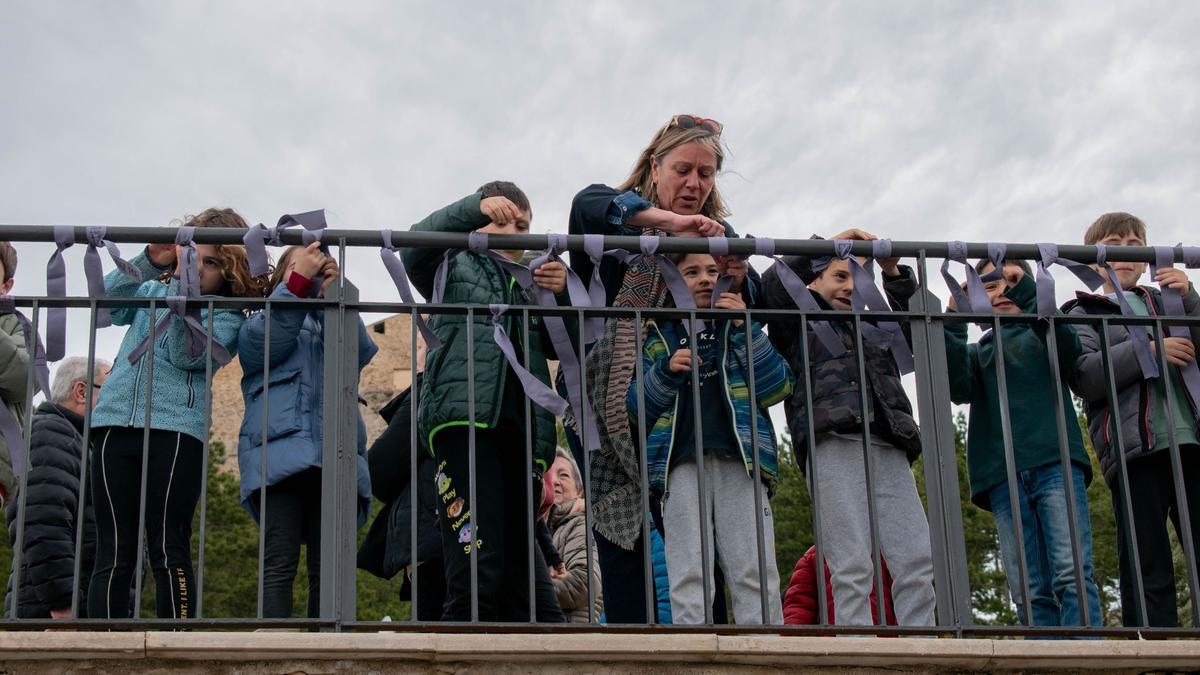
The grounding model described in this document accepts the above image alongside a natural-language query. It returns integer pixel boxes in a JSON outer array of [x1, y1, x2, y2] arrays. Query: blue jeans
[[988, 462, 1102, 628]]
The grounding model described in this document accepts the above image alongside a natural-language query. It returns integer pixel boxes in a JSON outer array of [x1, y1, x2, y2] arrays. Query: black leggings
[[253, 467, 322, 618], [88, 426, 203, 619]]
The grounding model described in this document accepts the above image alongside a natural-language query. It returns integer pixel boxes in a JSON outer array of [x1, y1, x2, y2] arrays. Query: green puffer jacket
[[402, 192, 558, 473], [0, 312, 30, 499]]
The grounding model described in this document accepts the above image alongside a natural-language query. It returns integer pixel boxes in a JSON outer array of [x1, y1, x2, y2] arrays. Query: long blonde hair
[[616, 122, 730, 220]]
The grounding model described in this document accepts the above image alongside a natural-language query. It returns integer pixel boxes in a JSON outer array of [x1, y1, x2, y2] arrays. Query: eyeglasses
[[670, 114, 722, 136]]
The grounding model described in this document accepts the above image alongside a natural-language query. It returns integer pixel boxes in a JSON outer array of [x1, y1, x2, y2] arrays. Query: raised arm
[[401, 193, 491, 299]]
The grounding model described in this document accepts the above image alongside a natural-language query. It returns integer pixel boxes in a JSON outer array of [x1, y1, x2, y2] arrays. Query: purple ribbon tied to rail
[[940, 241, 1006, 314], [127, 227, 232, 367], [529, 234, 601, 451], [0, 296, 52, 478], [489, 305, 569, 417], [1152, 246, 1200, 404], [1094, 244, 1159, 380], [602, 236, 708, 335], [244, 210, 327, 278], [1034, 242, 1107, 320], [379, 229, 440, 350], [755, 236, 847, 359], [833, 239, 915, 375], [46, 226, 141, 362]]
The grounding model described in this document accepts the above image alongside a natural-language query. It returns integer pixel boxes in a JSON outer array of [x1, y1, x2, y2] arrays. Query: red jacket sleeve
[[783, 547, 820, 625]]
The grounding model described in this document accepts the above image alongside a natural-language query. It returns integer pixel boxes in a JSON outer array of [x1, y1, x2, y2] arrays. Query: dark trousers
[[434, 426, 564, 622], [88, 427, 203, 619], [1112, 446, 1200, 627], [410, 559, 448, 621], [253, 467, 322, 618], [596, 530, 652, 623]]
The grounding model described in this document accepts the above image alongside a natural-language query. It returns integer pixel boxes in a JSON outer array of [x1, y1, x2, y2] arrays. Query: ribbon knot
[[1153, 246, 1200, 405], [46, 226, 141, 361], [940, 241, 1006, 315], [244, 210, 328, 277], [379, 229, 440, 349]]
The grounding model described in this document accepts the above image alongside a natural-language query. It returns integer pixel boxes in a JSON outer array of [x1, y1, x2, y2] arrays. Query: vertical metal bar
[[1150, 317, 1200, 624], [466, 306, 479, 622], [70, 301, 100, 618], [409, 308, 420, 621], [195, 299, 215, 619], [318, 279, 359, 626], [132, 297, 157, 615], [577, 308, 598, 623], [687, 310, 714, 624], [851, 313, 886, 626], [634, 309, 657, 624], [10, 299, 42, 619], [911, 249, 972, 630], [523, 309, 535, 623], [799, 319, 829, 627], [257, 300, 271, 618], [990, 314, 1034, 625], [743, 310, 770, 624], [1042, 314, 1090, 626], [1098, 317, 1149, 627]]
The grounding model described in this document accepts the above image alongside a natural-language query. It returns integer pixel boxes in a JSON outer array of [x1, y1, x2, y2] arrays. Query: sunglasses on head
[[670, 114, 722, 136]]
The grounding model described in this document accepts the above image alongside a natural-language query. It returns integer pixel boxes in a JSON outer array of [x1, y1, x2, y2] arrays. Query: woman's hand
[[533, 261, 567, 294], [669, 212, 725, 238]]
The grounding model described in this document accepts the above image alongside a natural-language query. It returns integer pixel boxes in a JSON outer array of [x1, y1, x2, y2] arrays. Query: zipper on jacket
[[655, 322, 682, 493], [716, 323, 756, 481]]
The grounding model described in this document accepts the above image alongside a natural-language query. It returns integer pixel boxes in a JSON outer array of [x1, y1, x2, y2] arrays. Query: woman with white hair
[[545, 447, 603, 623]]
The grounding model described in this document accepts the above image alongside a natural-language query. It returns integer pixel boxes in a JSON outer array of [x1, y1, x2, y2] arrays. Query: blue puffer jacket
[[236, 282, 378, 527], [651, 526, 672, 624], [92, 251, 244, 441]]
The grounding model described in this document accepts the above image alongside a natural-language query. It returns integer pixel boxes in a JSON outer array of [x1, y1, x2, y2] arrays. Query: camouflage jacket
[[759, 261, 922, 473]]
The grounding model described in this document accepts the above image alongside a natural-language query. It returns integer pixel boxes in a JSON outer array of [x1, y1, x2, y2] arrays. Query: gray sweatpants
[[662, 455, 783, 625], [810, 434, 936, 626]]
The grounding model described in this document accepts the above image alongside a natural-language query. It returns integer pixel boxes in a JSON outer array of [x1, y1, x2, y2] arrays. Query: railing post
[[909, 283, 973, 630], [319, 280, 360, 626]]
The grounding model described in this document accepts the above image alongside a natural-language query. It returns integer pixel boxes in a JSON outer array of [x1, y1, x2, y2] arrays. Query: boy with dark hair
[[403, 182, 567, 622], [0, 242, 30, 503], [946, 258, 1102, 627], [759, 228, 936, 627], [1064, 211, 1200, 627]]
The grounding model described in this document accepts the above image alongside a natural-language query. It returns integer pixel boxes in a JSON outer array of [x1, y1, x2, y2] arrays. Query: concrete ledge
[[1, 631, 1200, 672], [0, 631, 144, 660]]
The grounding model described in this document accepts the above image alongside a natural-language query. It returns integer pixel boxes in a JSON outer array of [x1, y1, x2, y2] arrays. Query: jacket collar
[[36, 401, 85, 433]]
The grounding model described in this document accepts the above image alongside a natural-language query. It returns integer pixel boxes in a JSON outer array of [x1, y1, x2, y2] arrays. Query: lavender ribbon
[[1034, 243, 1107, 320], [244, 210, 327, 277], [489, 305, 569, 416], [940, 241, 1006, 314], [379, 229, 440, 350], [528, 236, 601, 451], [46, 226, 141, 362], [833, 239, 915, 375], [581, 234, 607, 343], [754, 237, 846, 358], [1093, 244, 1159, 380], [602, 236, 707, 334], [0, 296, 52, 478], [127, 227, 232, 367], [1152, 246, 1200, 403]]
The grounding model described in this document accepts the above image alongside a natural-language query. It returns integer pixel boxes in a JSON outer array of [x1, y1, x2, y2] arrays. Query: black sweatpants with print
[[88, 426, 204, 619], [434, 425, 564, 622]]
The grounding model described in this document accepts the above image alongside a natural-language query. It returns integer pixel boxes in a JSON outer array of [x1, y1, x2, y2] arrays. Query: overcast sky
[[3, 0, 1199, 382]]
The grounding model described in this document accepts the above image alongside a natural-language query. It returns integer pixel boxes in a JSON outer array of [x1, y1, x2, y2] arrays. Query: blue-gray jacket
[[235, 283, 378, 527], [92, 251, 244, 441]]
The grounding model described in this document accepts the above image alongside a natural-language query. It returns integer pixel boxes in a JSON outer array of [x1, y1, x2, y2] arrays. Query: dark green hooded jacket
[[944, 273, 1091, 509], [402, 192, 558, 473]]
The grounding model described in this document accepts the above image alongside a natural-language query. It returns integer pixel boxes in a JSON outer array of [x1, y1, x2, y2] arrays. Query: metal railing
[[0, 224, 1198, 638]]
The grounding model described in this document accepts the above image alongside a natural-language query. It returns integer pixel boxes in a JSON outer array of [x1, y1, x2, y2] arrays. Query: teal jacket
[[630, 319, 794, 495], [945, 274, 1091, 509], [92, 251, 244, 442], [401, 193, 559, 473]]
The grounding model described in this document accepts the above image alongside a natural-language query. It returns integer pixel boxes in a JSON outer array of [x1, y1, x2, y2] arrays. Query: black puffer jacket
[[760, 258, 922, 472], [5, 402, 96, 618]]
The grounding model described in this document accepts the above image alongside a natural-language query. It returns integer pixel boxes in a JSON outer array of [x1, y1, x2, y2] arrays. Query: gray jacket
[[1063, 285, 1200, 486]]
